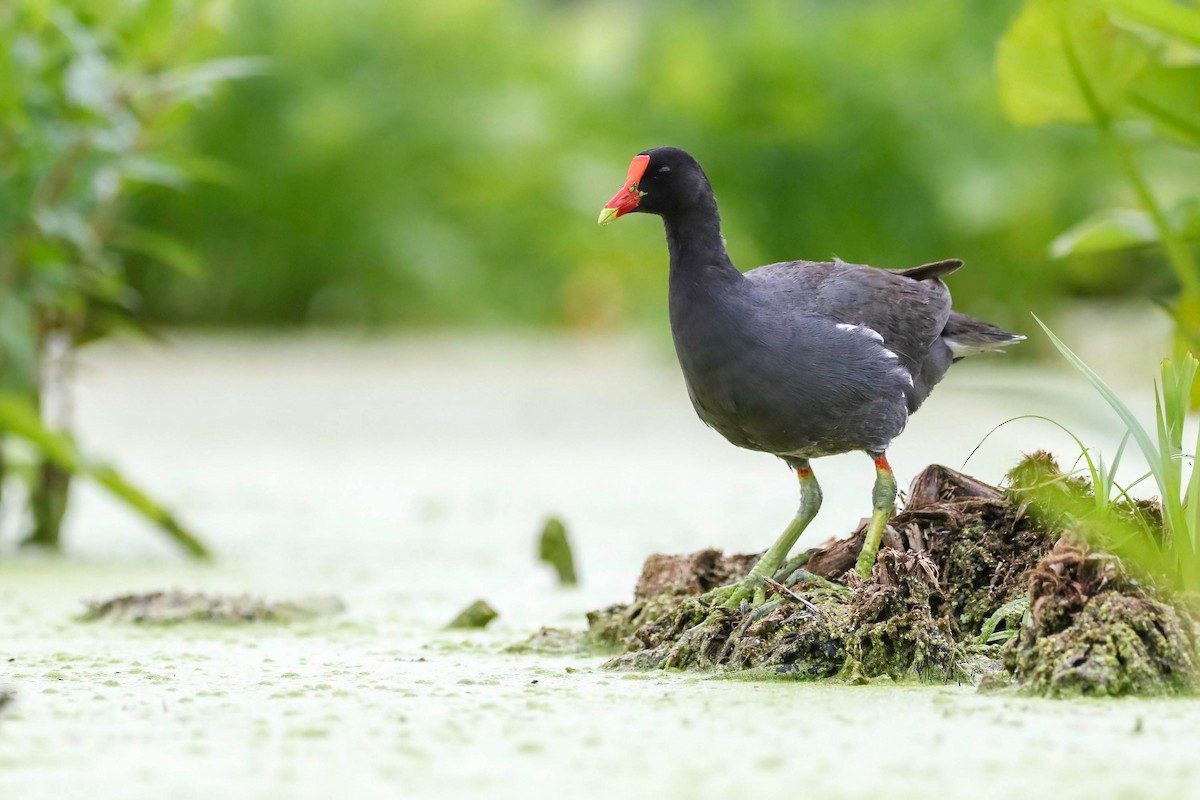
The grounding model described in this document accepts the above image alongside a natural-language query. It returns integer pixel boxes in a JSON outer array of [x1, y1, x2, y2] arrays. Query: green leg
[[710, 462, 822, 608], [854, 452, 898, 579]]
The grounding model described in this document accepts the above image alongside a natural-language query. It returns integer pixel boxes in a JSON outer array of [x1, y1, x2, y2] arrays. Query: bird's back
[[667, 255, 1025, 460]]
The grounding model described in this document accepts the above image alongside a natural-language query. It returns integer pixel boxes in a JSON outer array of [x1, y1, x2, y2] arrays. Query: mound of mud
[[588, 458, 1198, 696]]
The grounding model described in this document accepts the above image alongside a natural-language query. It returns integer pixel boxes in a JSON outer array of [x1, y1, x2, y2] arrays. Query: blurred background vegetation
[[2, 0, 1198, 554], [123, 0, 1194, 334]]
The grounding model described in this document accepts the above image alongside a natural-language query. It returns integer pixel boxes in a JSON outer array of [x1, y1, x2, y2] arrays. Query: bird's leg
[[706, 462, 822, 609], [772, 551, 810, 584], [854, 452, 898, 579]]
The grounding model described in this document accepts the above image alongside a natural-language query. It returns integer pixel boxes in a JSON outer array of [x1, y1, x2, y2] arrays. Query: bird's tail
[[942, 312, 1025, 358]]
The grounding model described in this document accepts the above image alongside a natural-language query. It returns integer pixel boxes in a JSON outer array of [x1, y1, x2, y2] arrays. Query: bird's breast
[[669, 296, 913, 458]]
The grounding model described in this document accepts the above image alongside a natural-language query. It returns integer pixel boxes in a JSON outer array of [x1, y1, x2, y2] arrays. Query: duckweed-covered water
[[2, 327, 1198, 799]]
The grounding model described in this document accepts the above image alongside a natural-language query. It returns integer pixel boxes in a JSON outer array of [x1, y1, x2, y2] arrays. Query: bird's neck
[[664, 203, 742, 288]]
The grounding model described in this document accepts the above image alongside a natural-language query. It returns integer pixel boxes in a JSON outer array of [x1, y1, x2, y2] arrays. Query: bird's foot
[[700, 574, 770, 611], [771, 552, 810, 585], [776, 566, 851, 596]]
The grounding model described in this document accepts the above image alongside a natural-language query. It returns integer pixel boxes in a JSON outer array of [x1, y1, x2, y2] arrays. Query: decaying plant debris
[[587, 456, 1198, 696], [81, 590, 345, 625], [1003, 543, 1195, 696]]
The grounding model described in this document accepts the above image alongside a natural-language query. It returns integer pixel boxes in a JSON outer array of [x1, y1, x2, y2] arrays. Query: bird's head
[[598, 147, 710, 225]]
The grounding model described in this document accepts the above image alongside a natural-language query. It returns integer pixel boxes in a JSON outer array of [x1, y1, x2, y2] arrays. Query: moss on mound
[[587, 458, 1198, 696], [1002, 542, 1196, 696]]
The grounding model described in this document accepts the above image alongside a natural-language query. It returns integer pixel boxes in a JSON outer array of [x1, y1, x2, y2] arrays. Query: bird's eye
[[658, 166, 671, 175]]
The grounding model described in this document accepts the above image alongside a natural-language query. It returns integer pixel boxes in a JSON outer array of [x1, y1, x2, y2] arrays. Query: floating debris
[[80, 590, 345, 625], [445, 599, 499, 630], [0, 687, 14, 716], [537, 516, 578, 586]]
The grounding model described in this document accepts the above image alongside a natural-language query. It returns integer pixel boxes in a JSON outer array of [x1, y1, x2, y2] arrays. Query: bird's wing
[[745, 259, 954, 376]]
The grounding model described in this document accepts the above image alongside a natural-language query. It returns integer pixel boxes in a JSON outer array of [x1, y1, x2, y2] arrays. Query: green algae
[[586, 548, 758, 652], [504, 626, 620, 657], [844, 550, 965, 683], [1007, 593, 1194, 696], [1002, 541, 1196, 696]]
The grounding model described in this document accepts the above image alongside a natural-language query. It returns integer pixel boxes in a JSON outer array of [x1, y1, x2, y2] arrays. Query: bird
[[598, 146, 1022, 606]]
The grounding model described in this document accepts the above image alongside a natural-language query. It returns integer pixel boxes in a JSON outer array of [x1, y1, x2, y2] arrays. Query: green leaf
[[118, 156, 190, 190], [1187, 396, 1200, 548], [1049, 208, 1159, 256], [165, 154, 241, 188], [997, 0, 1152, 126], [1106, 430, 1131, 506], [90, 465, 210, 559], [1097, 0, 1200, 50], [0, 295, 39, 394], [1126, 64, 1200, 147], [0, 392, 210, 558], [0, 395, 80, 469], [1159, 355, 1198, 546], [112, 226, 205, 277], [1049, 197, 1200, 260], [1170, 195, 1200, 238], [150, 56, 269, 100]]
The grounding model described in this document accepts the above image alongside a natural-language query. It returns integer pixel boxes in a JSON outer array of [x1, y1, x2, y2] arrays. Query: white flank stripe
[[836, 323, 885, 343]]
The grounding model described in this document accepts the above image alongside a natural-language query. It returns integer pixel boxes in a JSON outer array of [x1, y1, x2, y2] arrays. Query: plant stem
[[1111, 136, 1200, 294], [1059, 12, 1200, 295], [25, 461, 70, 550], [1127, 92, 1200, 148]]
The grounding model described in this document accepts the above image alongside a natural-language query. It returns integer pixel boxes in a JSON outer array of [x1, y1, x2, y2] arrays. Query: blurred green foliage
[[998, 0, 1200, 354], [0, 0, 243, 554], [129, 0, 1186, 332]]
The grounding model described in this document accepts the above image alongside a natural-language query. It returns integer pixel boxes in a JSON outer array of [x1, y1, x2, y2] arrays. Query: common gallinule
[[599, 147, 1022, 605]]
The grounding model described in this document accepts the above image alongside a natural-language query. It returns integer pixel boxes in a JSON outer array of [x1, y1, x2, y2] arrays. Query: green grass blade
[[90, 465, 211, 559], [0, 392, 209, 559], [1108, 430, 1130, 495], [1033, 316, 1165, 494], [963, 412, 1094, 474], [0, 395, 81, 470], [1154, 381, 1181, 525], [1113, 470, 1154, 506]]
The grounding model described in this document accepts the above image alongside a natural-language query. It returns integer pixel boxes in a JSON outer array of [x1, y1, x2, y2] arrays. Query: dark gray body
[[621, 146, 1021, 466], [670, 257, 956, 460]]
